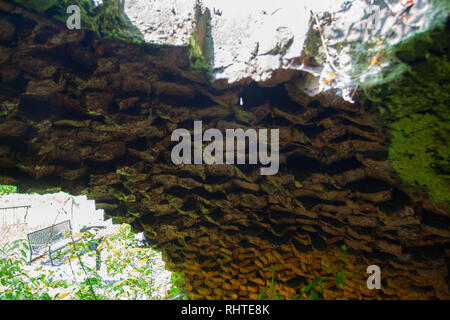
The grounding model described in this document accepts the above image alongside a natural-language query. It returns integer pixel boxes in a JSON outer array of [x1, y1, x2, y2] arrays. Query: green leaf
[[336, 264, 346, 289], [0, 185, 17, 195], [301, 277, 323, 293], [258, 287, 268, 300], [21, 241, 29, 251], [307, 289, 319, 300]]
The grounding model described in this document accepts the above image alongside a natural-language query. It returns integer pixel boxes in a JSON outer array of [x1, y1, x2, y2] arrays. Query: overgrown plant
[[258, 244, 362, 300], [0, 185, 17, 196], [0, 224, 173, 300], [167, 272, 189, 300], [0, 239, 65, 300], [258, 265, 283, 300]]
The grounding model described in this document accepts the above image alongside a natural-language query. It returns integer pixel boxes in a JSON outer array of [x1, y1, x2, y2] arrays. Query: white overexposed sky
[[202, 0, 343, 17]]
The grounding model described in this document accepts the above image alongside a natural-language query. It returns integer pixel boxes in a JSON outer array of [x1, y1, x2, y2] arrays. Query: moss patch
[[303, 22, 323, 65], [188, 3, 212, 72], [363, 15, 450, 205], [188, 36, 211, 72], [12, 0, 142, 43], [389, 113, 449, 204]]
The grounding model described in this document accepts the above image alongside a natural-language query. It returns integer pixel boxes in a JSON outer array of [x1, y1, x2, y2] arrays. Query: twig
[[310, 9, 387, 86], [69, 234, 98, 300], [310, 10, 344, 76], [67, 255, 78, 283]]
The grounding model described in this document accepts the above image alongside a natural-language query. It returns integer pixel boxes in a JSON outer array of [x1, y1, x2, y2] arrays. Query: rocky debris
[[124, 0, 197, 46], [6, 0, 443, 94], [6, 0, 443, 93], [122, 0, 438, 93], [0, 1, 448, 300]]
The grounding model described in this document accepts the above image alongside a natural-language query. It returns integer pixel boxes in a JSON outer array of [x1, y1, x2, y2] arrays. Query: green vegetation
[[167, 273, 189, 300], [188, 1, 213, 72], [303, 24, 323, 65], [363, 22, 450, 205], [0, 224, 175, 300], [385, 34, 450, 205], [259, 245, 361, 300], [0, 239, 51, 300], [389, 112, 449, 204], [0, 185, 17, 195], [306, 0, 449, 203], [12, 0, 143, 43], [258, 265, 283, 300], [188, 36, 212, 72]]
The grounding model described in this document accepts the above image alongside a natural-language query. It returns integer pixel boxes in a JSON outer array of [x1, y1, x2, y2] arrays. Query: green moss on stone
[[188, 3, 213, 72], [12, 0, 142, 43], [389, 113, 449, 204], [189, 36, 211, 72], [232, 106, 253, 125], [14, 0, 59, 13], [303, 24, 323, 65], [363, 16, 450, 205]]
